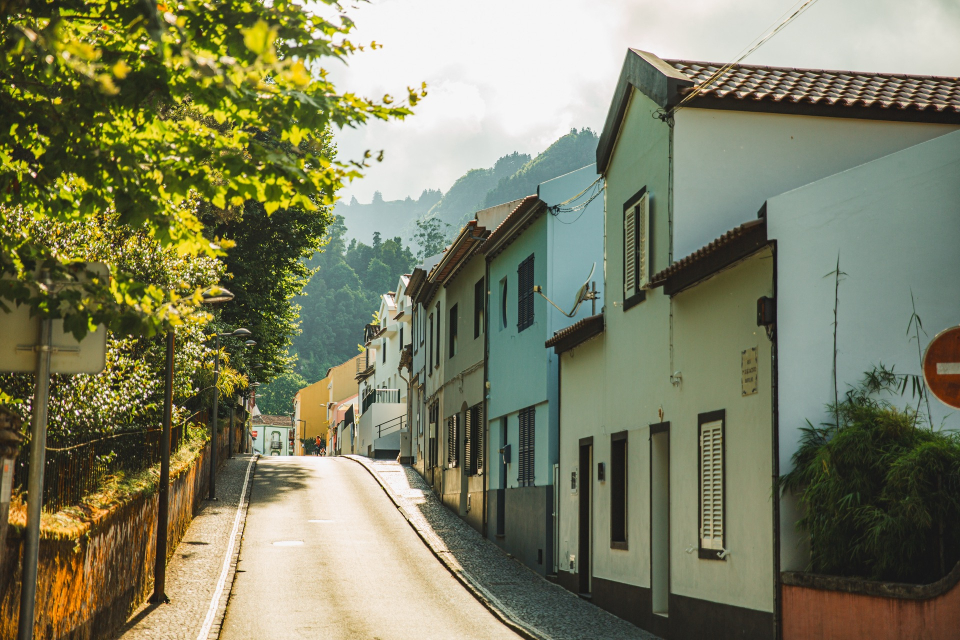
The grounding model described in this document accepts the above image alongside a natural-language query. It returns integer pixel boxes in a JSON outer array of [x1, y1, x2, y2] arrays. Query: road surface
[[219, 456, 520, 640]]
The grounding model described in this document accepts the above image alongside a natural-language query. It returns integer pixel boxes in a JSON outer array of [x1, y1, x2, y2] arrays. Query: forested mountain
[[291, 218, 416, 384], [334, 188, 441, 244]]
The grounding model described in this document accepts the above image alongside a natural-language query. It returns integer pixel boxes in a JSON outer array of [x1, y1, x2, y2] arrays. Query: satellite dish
[[571, 263, 596, 312]]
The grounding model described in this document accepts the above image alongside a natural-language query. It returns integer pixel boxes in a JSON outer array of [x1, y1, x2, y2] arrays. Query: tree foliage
[[255, 370, 306, 416], [0, 0, 422, 335], [290, 217, 415, 383], [781, 368, 960, 583]]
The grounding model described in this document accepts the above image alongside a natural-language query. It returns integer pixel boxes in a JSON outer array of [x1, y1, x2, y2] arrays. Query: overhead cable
[[665, 0, 825, 119]]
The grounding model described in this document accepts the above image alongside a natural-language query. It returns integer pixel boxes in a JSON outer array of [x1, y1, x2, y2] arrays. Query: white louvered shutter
[[624, 206, 636, 297], [464, 407, 473, 474], [637, 194, 650, 289], [476, 404, 484, 474], [700, 420, 724, 550]]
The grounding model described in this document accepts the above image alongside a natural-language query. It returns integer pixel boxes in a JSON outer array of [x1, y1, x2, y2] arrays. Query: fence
[[12, 411, 243, 514]]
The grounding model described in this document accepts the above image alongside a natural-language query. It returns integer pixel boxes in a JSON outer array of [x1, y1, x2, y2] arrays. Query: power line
[[665, 0, 825, 119]]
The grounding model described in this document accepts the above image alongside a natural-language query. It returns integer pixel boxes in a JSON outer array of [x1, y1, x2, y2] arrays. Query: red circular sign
[[923, 326, 960, 409]]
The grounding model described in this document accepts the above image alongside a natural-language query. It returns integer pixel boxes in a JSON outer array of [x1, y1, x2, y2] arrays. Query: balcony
[[361, 388, 401, 413], [355, 349, 376, 380]]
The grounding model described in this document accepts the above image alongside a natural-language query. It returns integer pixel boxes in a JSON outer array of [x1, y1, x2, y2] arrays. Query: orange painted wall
[[783, 581, 960, 640]]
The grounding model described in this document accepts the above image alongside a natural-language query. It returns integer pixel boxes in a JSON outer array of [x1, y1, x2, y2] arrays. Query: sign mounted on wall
[[923, 326, 960, 409], [741, 347, 758, 396]]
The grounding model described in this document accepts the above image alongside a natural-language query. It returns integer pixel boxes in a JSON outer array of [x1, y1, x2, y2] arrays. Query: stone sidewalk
[[346, 455, 661, 640], [114, 454, 257, 640]]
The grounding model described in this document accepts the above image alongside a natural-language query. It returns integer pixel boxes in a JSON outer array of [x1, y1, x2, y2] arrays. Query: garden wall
[[782, 563, 960, 640], [0, 443, 211, 640]]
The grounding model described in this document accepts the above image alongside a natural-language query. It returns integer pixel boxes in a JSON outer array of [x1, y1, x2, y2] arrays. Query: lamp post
[[207, 328, 254, 499]]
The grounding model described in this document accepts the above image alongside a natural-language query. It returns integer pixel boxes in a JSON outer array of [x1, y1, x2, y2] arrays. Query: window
[[399, 326, 403, 352], [428, 402, 439, 468], [623, 189, 651, 303], [465, 403, 483, 476], [518, 406, 535, 487], [428, 314, 434, 375], [474, 277, 485, 339], [420, 308, 425, 346], [517, 254, 534, 331], [435, 302, 441, 367], [382, 339, 386, 363], [449, 304, 458, 358], [499, 277, 508, 330], [611, 432, 628, 548], [447, 413, 459, 468], [699, 410, 726, 560]]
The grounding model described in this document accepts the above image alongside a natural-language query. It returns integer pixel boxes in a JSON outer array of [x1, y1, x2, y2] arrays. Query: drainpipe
[[481, 258, 491, 538], [771, 240, 782, 640]]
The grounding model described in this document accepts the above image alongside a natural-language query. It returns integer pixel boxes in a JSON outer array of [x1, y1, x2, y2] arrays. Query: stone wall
[[0, 443, 211, 640]]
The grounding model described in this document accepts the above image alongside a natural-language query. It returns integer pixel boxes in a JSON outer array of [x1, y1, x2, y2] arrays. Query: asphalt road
[[219, 456, 520, 640]]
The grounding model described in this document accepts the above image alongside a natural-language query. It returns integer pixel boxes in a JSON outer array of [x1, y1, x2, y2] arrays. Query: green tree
[[256, 371, 307, 416], [413, 216, 452, 260], [0, 0, 423, 336]]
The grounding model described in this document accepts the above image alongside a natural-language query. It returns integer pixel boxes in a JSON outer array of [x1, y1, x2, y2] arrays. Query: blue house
[[483, 165, 604, 575]]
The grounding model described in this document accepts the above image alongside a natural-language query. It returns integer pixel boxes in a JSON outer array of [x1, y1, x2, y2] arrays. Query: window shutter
[[624, 206, 637, 297], [517, 255, 535, 331], [476, 403, 484, 474], [700, 420, 724, 550], [518, 410, 527, 486], [637, 194, 650, 289], [448, 415, 458, 468], [464, 407, 473, 474]]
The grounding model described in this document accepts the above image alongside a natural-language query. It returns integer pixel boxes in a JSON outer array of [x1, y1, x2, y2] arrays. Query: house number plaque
[[742, 347, 758, 396]]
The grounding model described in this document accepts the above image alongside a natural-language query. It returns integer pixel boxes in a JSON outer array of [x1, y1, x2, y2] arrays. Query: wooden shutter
[[518, 407, 535, 486], [476, 403, 484, 474], [700, 420, 724, 551], [518, 255, 534, 331], [624, 205, 637, 297], [448, 415, 459, 468], [464, 406, 473, 474], [637, 194, 650, 289]]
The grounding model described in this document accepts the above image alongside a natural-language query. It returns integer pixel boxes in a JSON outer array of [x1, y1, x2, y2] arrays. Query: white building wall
[[673, 109, 957, 259], [767, 128, 960, 570]]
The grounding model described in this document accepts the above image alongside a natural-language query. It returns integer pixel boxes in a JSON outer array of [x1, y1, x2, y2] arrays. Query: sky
[[320, 0, 960, 204]]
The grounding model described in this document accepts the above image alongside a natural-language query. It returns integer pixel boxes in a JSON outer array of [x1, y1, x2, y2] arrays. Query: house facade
[[550, 49, 960, 640], [293, 375, 329, 450], [483, 166, 604, 575]]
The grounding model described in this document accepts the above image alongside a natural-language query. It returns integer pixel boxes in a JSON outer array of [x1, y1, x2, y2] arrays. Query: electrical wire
[[550, 180, 605, 225], [665, 0, 825, 119]]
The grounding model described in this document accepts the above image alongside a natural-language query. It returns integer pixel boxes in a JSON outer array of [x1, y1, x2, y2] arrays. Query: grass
[[6, 429, 208, 542]]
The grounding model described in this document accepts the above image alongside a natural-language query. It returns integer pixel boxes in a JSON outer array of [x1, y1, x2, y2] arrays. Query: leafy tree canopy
[[0, 0, 423, 336]]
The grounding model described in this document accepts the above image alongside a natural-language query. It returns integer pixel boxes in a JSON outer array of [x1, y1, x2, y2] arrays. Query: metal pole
[[17, 315, 54, 640], [151, 330, 174, 603], [210, 334, 219, 500]]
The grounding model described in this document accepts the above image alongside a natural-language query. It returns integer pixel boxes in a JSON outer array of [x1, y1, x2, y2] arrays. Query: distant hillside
[[336, 128, 599, 245], [480, 129, 598, 209], [335, 188, 442, 244]]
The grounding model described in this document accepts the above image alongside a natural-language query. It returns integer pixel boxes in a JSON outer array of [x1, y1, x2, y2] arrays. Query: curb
[[205, 454, 258, 640], [343, 455, 551, 640]]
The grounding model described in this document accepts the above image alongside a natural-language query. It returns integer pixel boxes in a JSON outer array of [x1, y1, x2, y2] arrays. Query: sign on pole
[[923, 325, 960, 409]]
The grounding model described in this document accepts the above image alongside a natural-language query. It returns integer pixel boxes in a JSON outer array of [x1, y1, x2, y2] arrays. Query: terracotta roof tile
[[667, 60, 960, 114], [545, 313, 605, 354]]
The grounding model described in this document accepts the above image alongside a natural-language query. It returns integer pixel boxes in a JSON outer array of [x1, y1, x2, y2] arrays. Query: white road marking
[[196, 454, 256, 640], [937, 363, 960, 375]]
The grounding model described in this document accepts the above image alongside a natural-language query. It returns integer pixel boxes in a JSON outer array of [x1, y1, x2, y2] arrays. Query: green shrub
[[781, 370, 960, 583]]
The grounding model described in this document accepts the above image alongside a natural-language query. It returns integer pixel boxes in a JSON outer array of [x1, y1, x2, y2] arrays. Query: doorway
[[578, 437, 593, 596], [650, 423, 670, 615]]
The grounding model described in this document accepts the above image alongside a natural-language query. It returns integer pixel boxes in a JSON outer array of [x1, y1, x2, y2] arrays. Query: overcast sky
[[321, 0, 960, 204]]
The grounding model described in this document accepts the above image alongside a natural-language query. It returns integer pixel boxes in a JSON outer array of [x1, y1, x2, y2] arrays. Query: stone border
[[203, 454, 258, 640], [344, 455, 547, 640], [782, 561, 960, 600]]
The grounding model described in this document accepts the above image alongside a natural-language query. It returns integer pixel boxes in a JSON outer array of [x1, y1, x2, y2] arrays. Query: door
[[578, 438, 593, 595], [651, 423, 670, 615]]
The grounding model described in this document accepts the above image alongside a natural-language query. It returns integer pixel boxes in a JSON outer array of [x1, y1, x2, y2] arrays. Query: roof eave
[[597, 49, 694, 173]]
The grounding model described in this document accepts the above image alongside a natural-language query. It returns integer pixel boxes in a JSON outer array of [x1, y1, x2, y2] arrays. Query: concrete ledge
[[782, 562, 960, 600]]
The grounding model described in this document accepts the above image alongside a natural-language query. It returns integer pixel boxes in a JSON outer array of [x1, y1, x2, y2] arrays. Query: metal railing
[[376, 414, 406, 439], [13, 414, 243, 514], [361, 388, 401, 413]]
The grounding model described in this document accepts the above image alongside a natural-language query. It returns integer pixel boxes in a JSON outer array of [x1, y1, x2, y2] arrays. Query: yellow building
[[293, 354, 363, 451]]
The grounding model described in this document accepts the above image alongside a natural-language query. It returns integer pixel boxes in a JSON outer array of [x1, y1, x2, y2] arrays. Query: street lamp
[[206, 327, 254, 500]]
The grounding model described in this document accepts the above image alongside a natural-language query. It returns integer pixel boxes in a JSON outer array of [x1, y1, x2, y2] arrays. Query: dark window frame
[[474, 277, 485, 339], [500, 277, 508, 330], [449, 303, 458, 358], [610, 430, 628, 549], [428, 314, 434, 376], [517, 254, 535, 332], [435, 302, 441, 367]]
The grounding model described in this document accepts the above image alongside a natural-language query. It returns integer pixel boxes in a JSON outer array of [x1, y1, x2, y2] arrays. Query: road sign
[[923, 326, 960, 408], [0, 264, 108, 374], [252, 430, 258, 439]]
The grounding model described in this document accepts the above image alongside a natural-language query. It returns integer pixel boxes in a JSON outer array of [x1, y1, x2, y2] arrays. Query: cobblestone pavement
[[115, 454, 257, 640], [346, 456, 661, 640]]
